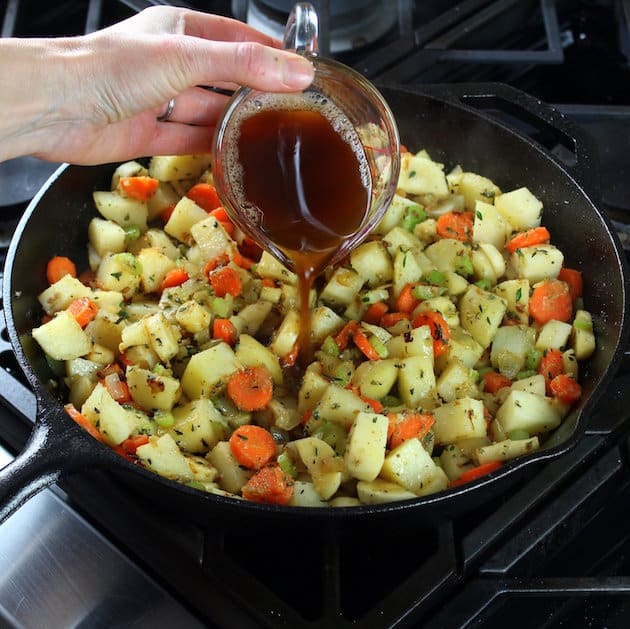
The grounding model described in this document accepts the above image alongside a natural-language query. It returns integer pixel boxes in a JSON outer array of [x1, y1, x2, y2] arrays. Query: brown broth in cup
[[224, 93, 372, 365]]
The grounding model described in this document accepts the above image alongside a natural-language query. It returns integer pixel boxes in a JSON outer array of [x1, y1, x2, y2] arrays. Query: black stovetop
[[2, 2, 630, 628]]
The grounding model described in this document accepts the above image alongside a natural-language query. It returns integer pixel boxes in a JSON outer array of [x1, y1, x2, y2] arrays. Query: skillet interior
[[4, 84, 628, 524]]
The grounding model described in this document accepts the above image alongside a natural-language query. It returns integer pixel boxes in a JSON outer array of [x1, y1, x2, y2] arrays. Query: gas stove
[[2, 2, 630, 628]]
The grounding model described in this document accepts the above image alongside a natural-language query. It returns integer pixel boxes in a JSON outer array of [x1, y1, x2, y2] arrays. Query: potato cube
[[81, 382, 135, 446], [32, 310, 92, 360], [88, 217, 127, 257], [496, 389, 562, 435], [164, 196, 208, 244], [38, 275, 93, 316], [433, 397, 487, 444], [181, 342, 241, 399], [136, 433, 193, 480], [92, 190, 148, 231], [148, 154, 212, 182], [136, 247, 177, 294], [350, 240, 393, 287], [344, 412, 389, 481], [126, 365, 181, 412], [494, 187, 542, 231], [168, 399, 228, 453]]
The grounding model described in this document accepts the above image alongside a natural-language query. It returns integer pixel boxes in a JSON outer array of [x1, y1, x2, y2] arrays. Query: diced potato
[[235, 334, 283, 385], [352, 359, 399, 400], [344, 412, 389, 481], [181, 342, 241, 399], [190, 216, 236, 263], [535, 319, 573, 351], [84, 311, 123, 353], [92, 190, 148, 231], [255, 251, 297, 285], [136, 247, 177, 294], [510, 244, 563, 282], [136, 433, 194, 480], [88, 217, 127, 257], [128, 228, 181, 260], [175, 300, 212, 333], [32, 311, 92, 360], [381, 437, 447, 495], [472, 200, 510, 249], [91, 289, 125, 314], [392, 246, 424, 297], [471, 243, 506, 283], [294, 437, 342, 499], [397, 153, 449, 198], [424, 238, 471, 275], [436, 359, 478, 402], [435, 326, 484, 371], [81, 382, 135, 446], [413, 296, 459, 329], [206, 440, 252, 493], [457, 172, 502, 211], [96, 252, 142, 297], [38, 275, 93, 316], [495, 279, 530, 325], [298, 367, 330, 414], [85, 343, 115, 366], [440, 443, 474, 481], [494, 187, 542, 230], [320, 267, 365, 307], [144, 312, 181, 362], [397, 355, 436, 408], [496, 389, 563, 435], [356, 478, 417, 504], [111, 160, 148, 189], [314, 384, 374, 429], [474, 436, 540, 465], [490, 325, 536, 379], [572, 310, 596, 360], [126, 364, 181, 412], [147, 182, 181, 221], [459, 285, 507, 348], [350, 240, 393, 286], [432, 397, 486, 444], [386, 325, 433, 359], [382, 225, 422, 257], [374, 194, 419, 235], [164, 196, 208, 244], [168, 399, 228, 453], [231, 301, 272, 337], [268, 397, 301, 431], [148, 154, 212, 182], [289, 481, 328, 507], [511, 373, 546, 396], [309, 306, 345, 344], [269, 309, 300, 359]]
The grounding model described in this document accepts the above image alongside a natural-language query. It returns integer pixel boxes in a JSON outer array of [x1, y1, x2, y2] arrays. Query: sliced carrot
[[161, 267, 189, 291], [261, 277, 278, 288], [119, 434, 150, 454], [451, 461, 503, 487], [538, 348, 564, 395], [118, 175, 159, 201], [334, 320, 359, 351], [380, 312, 409, 328], [558, 267, 583, 301], [436, 211, 474, 241], [396, 282, 420, 314], [482, 370, 513, 394], [281, 342, 299, 368], [411, 310, 451, 357], [352, 328, 380, 361], [101, 372, 132, 404], [46, 255, 77, 284], [213, 318, 238, 346], [362, 395, 384, 413], [232, 250, 255, 271], [227, 366, 274, 412], [209, 266, 242, 297], [229, 424, 277, 469], [64, 403, 106, 443], [239, 235, 263, 261], [363, 301, 389, 325], [550, 373, 583, 405], [529, 279, 573, 325], [78, 268, 96, 287], [203, 253, 230, 276], [160, 203, 176, 223], [388, 411, 434, 450], [186, 182, 222, 212], [241, 464, 294, 505], [67, 297, 98, 328], [505, 226, 550, 253]]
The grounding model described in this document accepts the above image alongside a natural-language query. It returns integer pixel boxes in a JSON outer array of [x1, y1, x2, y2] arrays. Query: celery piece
[[515, 369, 537, 380], [277, 451, 298, 478], [474, 278, 492, 291], [124, 224, 141, 242], [402, 204, 426, 232], [212, 296, 231, 318], [368, 334, 388, 358], [525, 348, 543, 371], [508, 429, 530, 441], [456, 255, 474, 277], [321, 335, 340, 357], [154, 410, 175, 428], [312, 421, 347, 454], [426, 269, 446, 287]]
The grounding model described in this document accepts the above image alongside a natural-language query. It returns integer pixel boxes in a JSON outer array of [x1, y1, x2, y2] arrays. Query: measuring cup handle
[[283, 2, 319, 54]]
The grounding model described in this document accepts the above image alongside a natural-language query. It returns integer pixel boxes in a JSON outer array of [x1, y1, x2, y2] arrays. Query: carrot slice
[[529, 279, 573, 325], [212, 318, 237, 346], [209, 266, 242, 297], [241, 464, 294, 505], [227, 366, 274, 412], [67, 297, 98, 328], [119, 434, 150, 454], [160, 203, 176, 223], [229, 424, 276, 469], [436, 211, 474, 241], [232, 250, 255, 271], [352, 329, 380, 361], [46, 255, 77, 284], [161, 267, 189, 291], [334, 320, 359, 351], [538, 348, 564, 395], [118, 175, 159, 201], [186, 182, 222, 212], [411, 310, 451, 357], [396, 282, 420, 314], [558, 267, 583, 301], [363, 301, 389, 325], [64, 403, 106, 443], [450, 461, 503, 487], [505, 226, 550, 253], [203, 253, 230, 276], [550, 373, 583, 405], [281, 342, 299, 368], [388, 411, 434, 450], [380, 312, 409, 328], [482, 370, 513, 394]]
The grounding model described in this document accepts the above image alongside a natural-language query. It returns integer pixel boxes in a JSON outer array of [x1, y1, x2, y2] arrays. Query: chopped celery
[[312, 421, 347, 454], [212, 296, 231, 317], [456, 254, 474, 277], [508, 429, 530, 441], [277, 451, 298, 478], [368, 334, 388, 358], [124, 224, 141, 242], [321, 335, 340, 357], [426, 269, 446, 286], [474, 278, 492, 291], [525, 348, 543, 371], [154, 410, 175, 428], [402, 204, 426, 231], [516, 369, 537, 380]]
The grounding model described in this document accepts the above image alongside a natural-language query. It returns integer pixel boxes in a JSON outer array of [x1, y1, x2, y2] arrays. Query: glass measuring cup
[[211, 2, 401, 275]]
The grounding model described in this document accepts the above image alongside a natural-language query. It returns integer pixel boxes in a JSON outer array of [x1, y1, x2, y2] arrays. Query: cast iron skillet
[[1, 83, 628, 526]]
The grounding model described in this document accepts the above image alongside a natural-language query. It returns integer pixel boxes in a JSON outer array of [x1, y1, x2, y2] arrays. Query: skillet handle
[[420, 82, 602, 203], [0, 399, 111, 524]]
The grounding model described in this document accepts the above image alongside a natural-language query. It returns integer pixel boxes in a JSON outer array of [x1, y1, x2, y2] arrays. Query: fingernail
[[282, 55, 314, 89]]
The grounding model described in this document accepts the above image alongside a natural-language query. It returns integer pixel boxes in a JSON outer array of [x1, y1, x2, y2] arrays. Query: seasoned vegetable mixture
[[31, 149, 596, 506]]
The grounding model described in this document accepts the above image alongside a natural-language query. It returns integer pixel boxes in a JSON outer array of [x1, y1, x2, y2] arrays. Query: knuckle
[[234, 42, 270, 78]]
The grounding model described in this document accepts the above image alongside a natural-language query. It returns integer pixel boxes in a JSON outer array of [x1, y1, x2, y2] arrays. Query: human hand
[[0, 6, 314, 164]]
